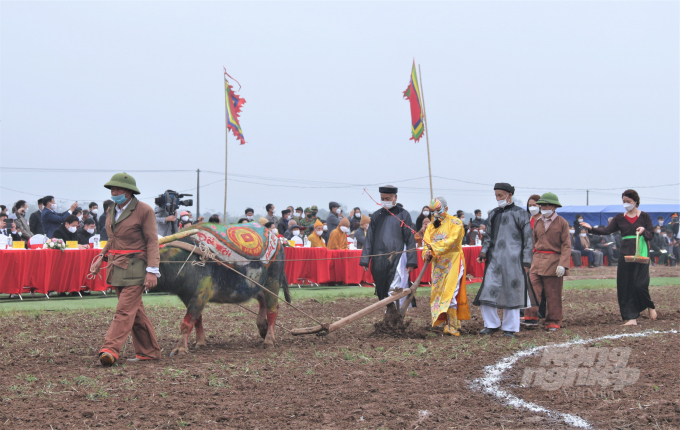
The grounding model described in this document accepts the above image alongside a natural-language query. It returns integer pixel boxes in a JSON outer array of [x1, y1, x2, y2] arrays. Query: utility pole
[[587, 190, 589, 206], [196, 169, 200, 217]]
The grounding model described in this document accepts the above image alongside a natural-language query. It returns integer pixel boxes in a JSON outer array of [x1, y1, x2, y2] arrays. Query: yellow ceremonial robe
[[423, 213, 470, 327], [307, 232, 326, 248]]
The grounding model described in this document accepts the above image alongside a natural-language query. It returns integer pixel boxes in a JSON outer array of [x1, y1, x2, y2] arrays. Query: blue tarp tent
[[557, 204, 680, 227]]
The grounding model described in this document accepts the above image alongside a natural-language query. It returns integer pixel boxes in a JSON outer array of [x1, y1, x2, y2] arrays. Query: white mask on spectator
[[623, 202, 636, 212], [476, 215, 481, 219], [181, 216, 189, 221], [497, 200, 509, 208], [382, 201, 394, 210], [315, 230, 323, 236], [580, 233, 587, 237], [67, 226, 77, 233], [296, 212, 302, 217], [323, 225, 328, 231], [340, 226, 350, 234], [86, 228, 95, 234], [355, 212, 361, 218], [656, 230, 660, 234], [77, 216, 83, 221], [423, 210, 430, 216], [662, 233, 667, 237], [285, 215, 290, 220], [91, 209, 98, 214], [541, 209, 553, 217], [529, 206, 540, 215], [246, 215, 253, 221], [658, 221, 664, 226], [569, 229, 575, 234], [292, 230, 300, 237], [578, 218, 583, 223]]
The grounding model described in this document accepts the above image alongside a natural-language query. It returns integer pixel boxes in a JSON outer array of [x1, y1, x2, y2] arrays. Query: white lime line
[[472, 329, 679, 429]]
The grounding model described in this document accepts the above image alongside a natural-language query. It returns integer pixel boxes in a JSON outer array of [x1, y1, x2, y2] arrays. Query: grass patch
[[1, 278, 676, 313]]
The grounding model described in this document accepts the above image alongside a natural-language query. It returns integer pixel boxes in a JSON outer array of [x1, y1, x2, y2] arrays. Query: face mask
[[323, 225, 328, 231], [529, 206, 540, 215], [86, 228, 95, 234], [292, 230, 300, 237], [423, 211, 430, 216], [77, 216, 83, 221], [246, 216, 253, 221], [578, 219, 583, 223], [181, 216, 189, 221], [476, 215, 481, 219], [497, 199, 508, 208], [111, 193, 127, 205], [623, 202, 636, 211], [355, 213, 361, 218], [91, 209, 98, 214], [382, 201, 394, 210], [306, 214, 312, 219], [315, 230, 323, 236], [340, 226, 350, 233], [296, 212, 302, 217], [656, 230, 660, 234], [662, 234, 667, 237], [541, 209, 553, 217], [658, 221, 664, 226], [580, 233, 587, 237], [569, 229, 575, 234], [67, 226, 77, 233], [285, 215, 290, 220]]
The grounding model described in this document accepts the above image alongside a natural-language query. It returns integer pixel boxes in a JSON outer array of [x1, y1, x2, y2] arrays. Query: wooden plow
[[291, 257, 431, 336]]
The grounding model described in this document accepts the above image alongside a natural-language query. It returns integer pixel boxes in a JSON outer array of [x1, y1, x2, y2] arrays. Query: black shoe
[[479, 327, 499, 335], [521, 319, 539, 326], [588, 264, 594, 268], [503, 331, 515, 338]]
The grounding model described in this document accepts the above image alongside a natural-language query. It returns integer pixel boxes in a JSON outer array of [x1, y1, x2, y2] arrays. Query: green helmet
[[536, 192, 561, 208], [104, 172, 141, 195]]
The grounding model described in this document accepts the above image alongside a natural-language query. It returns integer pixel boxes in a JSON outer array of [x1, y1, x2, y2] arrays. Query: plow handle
[[399, 257, 431, 316]]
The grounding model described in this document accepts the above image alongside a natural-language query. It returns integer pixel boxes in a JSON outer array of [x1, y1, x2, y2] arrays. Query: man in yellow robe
[[307, 219, 327, 248], [423, 197, 469, 336]]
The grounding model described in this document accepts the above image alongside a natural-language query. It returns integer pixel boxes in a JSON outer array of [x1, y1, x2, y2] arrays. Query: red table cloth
[[283, 246, 483, 286], [0, 249, 111, 295]]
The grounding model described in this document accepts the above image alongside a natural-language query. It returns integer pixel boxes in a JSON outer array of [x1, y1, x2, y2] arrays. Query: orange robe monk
[[327, 218, 350, 250]]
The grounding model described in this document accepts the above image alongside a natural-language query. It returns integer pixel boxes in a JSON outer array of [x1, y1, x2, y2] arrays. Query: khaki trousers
[[524, 273, 563, 328], [99, 284, 160, 360]]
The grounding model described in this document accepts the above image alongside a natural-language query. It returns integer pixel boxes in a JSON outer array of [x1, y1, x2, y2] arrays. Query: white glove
[[556, 266, 566, 277]]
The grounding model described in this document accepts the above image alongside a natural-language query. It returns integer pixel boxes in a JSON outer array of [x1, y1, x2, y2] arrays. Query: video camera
[[154, 190, 193, 217]]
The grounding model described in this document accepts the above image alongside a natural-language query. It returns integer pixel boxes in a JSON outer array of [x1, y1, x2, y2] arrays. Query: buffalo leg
[[194, 315, 207, 348], [171, 277, 214, 357], [256, 293, 268, 340]]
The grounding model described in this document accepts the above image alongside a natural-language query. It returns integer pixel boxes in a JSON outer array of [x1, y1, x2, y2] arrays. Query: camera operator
[[155, 204, 178, 236]]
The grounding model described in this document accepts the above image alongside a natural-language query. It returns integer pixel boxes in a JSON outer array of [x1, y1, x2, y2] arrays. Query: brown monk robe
[[524, 208, 571, 329], [327, 217, 350, 250], [307, 219, 327, 248], [95, 173, 161, 365]]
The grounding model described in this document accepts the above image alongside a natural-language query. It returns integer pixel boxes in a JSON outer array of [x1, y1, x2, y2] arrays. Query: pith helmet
[[536, 192, 562, 208], [104, 172, 141, 195]]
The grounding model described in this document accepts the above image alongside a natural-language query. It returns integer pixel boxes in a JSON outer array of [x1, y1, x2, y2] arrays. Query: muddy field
[[1, 283, 679, 429]]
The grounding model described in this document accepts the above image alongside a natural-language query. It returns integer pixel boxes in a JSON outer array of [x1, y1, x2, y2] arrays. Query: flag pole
[[223, 76, 228, 224], [418, 64, 434, 200]]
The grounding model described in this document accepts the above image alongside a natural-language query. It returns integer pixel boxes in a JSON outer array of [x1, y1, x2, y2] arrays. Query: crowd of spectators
[[2, 197, 678, 267]]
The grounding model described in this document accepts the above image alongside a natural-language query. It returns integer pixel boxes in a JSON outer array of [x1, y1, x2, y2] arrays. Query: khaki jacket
[[530, 215, 571, 277], [102, 197, 160, 286]]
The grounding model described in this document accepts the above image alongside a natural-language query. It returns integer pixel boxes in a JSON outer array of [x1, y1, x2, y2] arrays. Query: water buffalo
[[154, 223, 290, 356]]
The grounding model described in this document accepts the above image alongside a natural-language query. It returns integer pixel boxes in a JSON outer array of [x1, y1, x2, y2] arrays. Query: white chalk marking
[[471, 329, 678, 429]]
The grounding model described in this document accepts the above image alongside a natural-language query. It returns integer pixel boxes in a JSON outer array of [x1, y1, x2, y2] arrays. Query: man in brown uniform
[[523, 192, 571, 331], [91, 173, 161, 366]]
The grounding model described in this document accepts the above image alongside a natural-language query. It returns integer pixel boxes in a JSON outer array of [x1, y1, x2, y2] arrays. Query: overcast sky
[[1, 1, 678, 218]]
